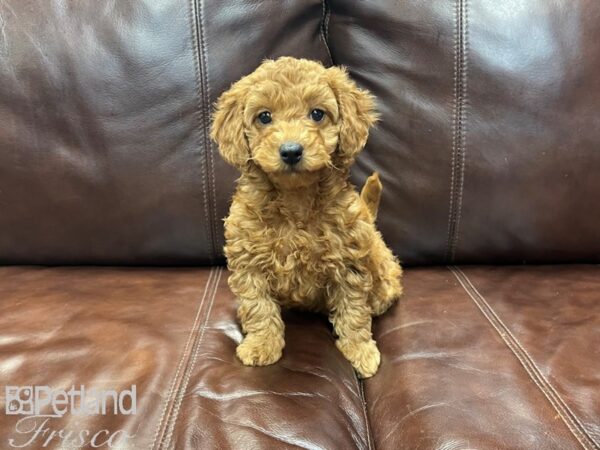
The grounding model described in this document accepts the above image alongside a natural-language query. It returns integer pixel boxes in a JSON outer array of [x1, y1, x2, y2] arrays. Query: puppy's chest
[[262, 220, 335, 298], [269, 221, 327, 270]]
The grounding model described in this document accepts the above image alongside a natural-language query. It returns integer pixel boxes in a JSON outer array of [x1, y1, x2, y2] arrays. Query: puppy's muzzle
[[279, 142, 303, 166]]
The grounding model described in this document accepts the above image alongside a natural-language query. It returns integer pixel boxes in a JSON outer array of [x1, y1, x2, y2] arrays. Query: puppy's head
[[210, 57, 377, 188]]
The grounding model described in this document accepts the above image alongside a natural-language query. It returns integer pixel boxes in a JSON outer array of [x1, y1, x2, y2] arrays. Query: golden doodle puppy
[[211, 57, 402, 378]]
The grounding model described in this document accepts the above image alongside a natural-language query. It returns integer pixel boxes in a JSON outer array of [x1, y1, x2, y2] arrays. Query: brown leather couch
[[1, 1, 598, 449]]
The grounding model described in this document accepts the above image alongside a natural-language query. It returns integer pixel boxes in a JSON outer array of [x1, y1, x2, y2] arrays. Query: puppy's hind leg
[[368, 237, 403, 317]]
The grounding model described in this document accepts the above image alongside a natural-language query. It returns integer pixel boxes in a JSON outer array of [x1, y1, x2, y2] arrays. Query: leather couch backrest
[[0, 0, 330, 265], [1, 0, 598, 265], [329, 0, 600, 264]]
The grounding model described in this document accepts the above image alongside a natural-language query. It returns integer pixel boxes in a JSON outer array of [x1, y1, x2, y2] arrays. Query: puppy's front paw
[[336, 338, 381, 378], [236, 333, 284, 366]]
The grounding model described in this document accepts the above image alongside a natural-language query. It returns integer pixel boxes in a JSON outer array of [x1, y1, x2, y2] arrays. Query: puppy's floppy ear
[[210, 79, 251, 170], [327, 66, 378, 167]]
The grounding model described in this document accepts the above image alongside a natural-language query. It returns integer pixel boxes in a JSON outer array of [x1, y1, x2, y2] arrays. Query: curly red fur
[[210, 57, 402, 378]]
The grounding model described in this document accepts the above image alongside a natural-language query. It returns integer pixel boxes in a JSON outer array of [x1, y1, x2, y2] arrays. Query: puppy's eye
[[310, 108, 325, 122], [257, 111, 272, 125], [310, 109, 325, 122]]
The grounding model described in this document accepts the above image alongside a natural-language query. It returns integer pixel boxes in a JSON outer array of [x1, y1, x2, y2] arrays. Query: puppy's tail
[[361, 172, 382, 220]]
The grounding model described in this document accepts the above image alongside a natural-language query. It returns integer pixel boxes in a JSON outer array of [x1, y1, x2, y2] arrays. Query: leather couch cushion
[[1, 265, 598, 449], [0, 266, 370, 449], [367, 265, 599, 449], [327, 0, 600, 265], [0, 0, 330, 265]]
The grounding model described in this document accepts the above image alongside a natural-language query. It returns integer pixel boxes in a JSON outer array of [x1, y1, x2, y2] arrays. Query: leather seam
[[454, 0, 468, 260], [189, 0, 217, 263], [160, 267, 222, 450], [445, 0, 469, 263], [149, 268, 215, 450], [321, 0, 334, 66], [449, 266, 598, 450], [359, 379, 375, 450], [198, 0, 220, 262]]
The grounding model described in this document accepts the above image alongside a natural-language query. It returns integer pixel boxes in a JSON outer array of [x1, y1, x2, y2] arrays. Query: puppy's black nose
[[279, 142, 303, 165]]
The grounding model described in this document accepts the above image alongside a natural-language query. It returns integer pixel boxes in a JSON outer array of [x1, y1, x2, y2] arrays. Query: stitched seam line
[[445, 0, 469, 263], [359, 379, 375, 450], [451, 266, 598, 450], [449, 266, 598, 450], [160, 267, 222, 450], [149, 268, 215, 450], [453, 0, 468, 261], [189, 0, 217, 264], [321, 0, 334, 66], [445, 0, 460, 259], [198, 0, 220, 262]]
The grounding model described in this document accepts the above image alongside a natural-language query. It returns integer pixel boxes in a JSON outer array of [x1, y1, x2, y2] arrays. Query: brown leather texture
[[367, 265, 599, 450], [0, 267, 371, 449], [328, 0, 600, 264], [2, 1, 599, 265], [0, 0, 330, 265], [1, 266, 598, 449]]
